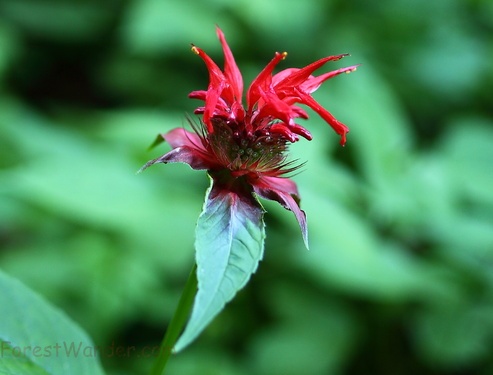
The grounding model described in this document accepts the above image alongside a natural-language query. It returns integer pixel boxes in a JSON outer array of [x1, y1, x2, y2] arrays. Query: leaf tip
[[148, 134, 167, 151]]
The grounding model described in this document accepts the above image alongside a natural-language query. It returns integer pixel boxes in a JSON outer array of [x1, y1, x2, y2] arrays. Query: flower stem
[[150, 263, 197, 375]]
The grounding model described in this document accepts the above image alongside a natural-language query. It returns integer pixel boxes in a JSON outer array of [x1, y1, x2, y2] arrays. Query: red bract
[[142, 27, 358, 245]]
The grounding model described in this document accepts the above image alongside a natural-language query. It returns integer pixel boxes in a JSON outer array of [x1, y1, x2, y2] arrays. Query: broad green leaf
[[174, 178, 265, 351], [0, 270, 105, 375]]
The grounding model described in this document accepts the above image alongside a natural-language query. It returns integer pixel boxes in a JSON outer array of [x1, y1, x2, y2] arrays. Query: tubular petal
[[162, 128, 205, 150], [202, 80, 227, 132], [301, 65, 360, 93], [269, 123, 298, 142], [191, 45, 226, 85], [294, 88, 349, 145], [274, 54, 349, 91], [247, 52, 287, 109], [216, 26, 243, 103]]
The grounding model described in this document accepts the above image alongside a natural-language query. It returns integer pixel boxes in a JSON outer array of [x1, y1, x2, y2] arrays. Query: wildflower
[[142, 27, 358, 246]]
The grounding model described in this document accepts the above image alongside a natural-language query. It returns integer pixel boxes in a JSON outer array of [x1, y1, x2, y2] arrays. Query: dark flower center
[[208, 119, 289, 175]]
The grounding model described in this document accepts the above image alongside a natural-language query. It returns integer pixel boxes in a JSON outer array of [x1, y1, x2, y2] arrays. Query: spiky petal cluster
[[142, 27, 357, 244]]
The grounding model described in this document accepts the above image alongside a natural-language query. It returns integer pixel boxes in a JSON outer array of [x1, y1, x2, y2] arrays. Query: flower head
[[142, 27, 357, 245]]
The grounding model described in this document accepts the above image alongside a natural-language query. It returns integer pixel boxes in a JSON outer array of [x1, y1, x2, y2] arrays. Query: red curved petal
[[294, 88, 349, 145], [274, 54, 349, 91], [247, 52, 287, 109], [203, 80, 227, 132], [191, 45, 226, 85], [254, 175, 300, 196], [188, 90, 207, 100], [252, 176, 308, 248], [272, 68, 299, 85], [254, 90, 295, 127], [162, 128, 205, 150], [300, 65, 359, 93], [216, 26, 243, 103], [268, 123, 299, 142]]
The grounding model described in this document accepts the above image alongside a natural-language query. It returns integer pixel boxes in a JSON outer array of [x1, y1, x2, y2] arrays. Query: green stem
[[150, 263, 197, 375]]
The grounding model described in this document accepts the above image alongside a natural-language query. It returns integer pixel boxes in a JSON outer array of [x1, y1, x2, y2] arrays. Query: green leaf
[[174, 177, 265, 352], [0, 270, 105, 375]]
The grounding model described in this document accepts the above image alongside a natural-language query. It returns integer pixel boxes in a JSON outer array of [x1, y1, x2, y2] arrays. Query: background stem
[[150, 263, 197, 375]]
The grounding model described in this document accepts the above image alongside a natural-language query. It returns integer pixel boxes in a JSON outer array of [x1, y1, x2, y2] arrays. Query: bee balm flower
[[142, 27, 358, 246]]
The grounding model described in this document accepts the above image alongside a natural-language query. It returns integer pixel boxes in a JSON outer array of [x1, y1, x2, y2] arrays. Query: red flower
[[142, 27, 358, 245]]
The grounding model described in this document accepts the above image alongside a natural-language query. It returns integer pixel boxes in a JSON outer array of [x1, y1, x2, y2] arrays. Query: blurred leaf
[[0, 21, 20, 81], [0, 101, 202, 344], [289, 123, 361, 207], [249, 324, 342, 375], [121, 0, 232, 56], [0, 101, 200, 272], [440, 116, 493, 206], [0, 270, 105, 375], [327, 64, 414, 183], [165, 348, 247, 375], [248, 281, 358, 375], [293, 187, 456, 301], [403, 21, 487, 100], [230, 0, 326, 50], [412, 300, 493, 368], [0, 0, 112, 41]]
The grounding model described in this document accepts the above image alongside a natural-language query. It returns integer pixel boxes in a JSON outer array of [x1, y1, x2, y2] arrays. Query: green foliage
[[0, 270, 105, 375], [175, 179, 265, 352], [1, 0, 493, 374]]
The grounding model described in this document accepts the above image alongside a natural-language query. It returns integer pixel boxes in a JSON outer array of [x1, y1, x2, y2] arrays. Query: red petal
[[254, 90, 295, 127], [291, 124, 312, 140], [274, 54, 349, 91], [191, 45, 229, 132], [269, 123, 299, 142], [255, 175, 300, 196], [294, 88, 349, 145], [300, 65, 360, 93], [188, 90, 207, 100], [247, 52, 287, 109], [191, 45, 226, 85], [203, 80, 227, 132], [252, 176, 308, 248], [271, 68, 299, 85], [216, 26, 243, 103], [290, 105, 309, 119], [162, 128, 204, 150]]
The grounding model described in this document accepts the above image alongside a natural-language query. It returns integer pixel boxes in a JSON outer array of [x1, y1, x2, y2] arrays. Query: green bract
[[174, 177, 265, 352]]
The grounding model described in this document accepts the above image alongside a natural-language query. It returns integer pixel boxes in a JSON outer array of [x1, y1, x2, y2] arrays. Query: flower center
[[208, 119, 288, 175]]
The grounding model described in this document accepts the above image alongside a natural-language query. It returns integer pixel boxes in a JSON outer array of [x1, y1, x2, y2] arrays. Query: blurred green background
[[1, 0, 493, 374]]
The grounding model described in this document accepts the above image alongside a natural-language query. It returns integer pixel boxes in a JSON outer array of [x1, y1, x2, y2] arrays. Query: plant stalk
[[150, 263, 197, 375]]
